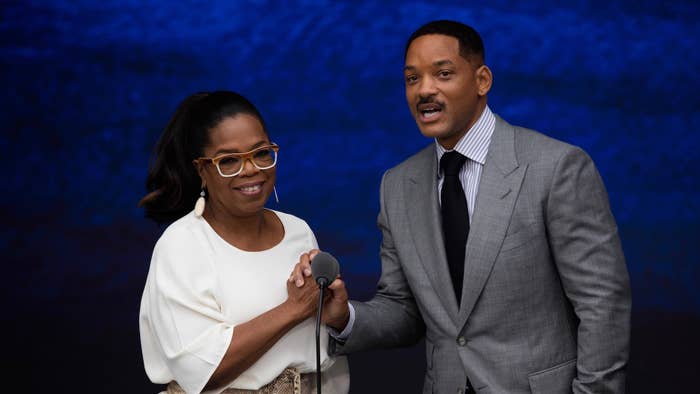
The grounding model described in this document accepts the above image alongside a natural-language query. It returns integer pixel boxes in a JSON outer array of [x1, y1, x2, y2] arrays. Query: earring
[[273, 186, 279, 204], [194, 188, 206, 217]]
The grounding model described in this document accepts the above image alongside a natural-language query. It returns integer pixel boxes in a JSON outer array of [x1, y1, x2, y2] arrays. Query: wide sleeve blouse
[[139, 218, 233, 394], [140, 211, 340, 394]]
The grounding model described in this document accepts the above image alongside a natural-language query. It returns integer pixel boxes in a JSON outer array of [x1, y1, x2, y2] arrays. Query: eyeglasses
[[196, 143, 279, 177]]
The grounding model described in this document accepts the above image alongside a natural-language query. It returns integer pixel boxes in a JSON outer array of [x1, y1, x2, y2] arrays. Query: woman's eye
[[219, 157, 239, 166], [254, 150, 270, 158]]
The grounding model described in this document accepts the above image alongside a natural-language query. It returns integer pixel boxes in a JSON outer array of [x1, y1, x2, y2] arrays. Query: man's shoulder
[[383, 143, 434, 179], [497, 115, 581, 164], [506, 119, 572, 149]]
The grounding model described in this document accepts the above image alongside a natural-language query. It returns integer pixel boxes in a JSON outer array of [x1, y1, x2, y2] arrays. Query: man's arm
[[546, 146, 631, 393], [334, 169, 426, 353], [291, 170, 426, 353]]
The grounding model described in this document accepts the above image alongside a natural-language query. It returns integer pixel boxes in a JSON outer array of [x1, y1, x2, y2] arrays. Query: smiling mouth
[[234, 182, 263, 195]]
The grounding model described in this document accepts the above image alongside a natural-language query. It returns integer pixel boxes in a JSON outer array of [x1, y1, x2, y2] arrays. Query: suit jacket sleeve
[[546, 146, 631, 393], [332, 169, 426, 354]]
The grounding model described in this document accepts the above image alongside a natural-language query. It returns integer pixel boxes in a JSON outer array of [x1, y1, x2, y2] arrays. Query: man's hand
[[323, 274, 350, 331], [290, 249, 318, 287], [291, 250, 350, 331]]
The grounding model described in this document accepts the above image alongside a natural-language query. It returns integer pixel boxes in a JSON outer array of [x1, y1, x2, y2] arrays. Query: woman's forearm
[[204, 300, 307, 390]]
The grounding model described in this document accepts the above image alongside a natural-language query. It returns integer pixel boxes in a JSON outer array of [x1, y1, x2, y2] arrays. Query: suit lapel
[[404, 146, 460, 323], [458, 116, 528, 329]]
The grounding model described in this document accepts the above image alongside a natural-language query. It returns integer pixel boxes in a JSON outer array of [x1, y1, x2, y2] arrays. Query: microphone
[[310, 251, 340, 394], [311, 251, 339, 289]]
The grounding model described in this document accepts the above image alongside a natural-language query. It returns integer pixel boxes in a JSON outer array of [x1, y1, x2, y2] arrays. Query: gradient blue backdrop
[[3, 1, 698, 392]]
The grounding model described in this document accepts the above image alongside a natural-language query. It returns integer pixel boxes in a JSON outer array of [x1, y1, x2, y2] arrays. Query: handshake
[[288, 249, 351, 332]]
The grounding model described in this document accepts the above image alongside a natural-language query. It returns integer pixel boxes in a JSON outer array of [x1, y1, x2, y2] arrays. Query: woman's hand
[[285, 268, 320, 322], [204, 256, 323, 390]]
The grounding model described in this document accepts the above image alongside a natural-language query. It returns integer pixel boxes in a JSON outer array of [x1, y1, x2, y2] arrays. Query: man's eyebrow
[[434, 59, 455, 67], [404, 59, 455, 72]]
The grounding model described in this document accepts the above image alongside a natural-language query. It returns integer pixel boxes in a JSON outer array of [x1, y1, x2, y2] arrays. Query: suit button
[[457, 336, 466, 346]]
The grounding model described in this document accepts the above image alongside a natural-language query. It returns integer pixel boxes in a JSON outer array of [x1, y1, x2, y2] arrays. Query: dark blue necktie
[[440, 151, 469, 305]]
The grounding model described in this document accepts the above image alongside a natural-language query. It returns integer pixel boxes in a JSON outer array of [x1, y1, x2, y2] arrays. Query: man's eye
[[439, 70, 452, 78], [406, 75, 418, 84]]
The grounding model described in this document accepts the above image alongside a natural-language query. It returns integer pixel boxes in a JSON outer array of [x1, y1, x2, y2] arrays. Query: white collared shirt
[[435, 105, 495, 222]]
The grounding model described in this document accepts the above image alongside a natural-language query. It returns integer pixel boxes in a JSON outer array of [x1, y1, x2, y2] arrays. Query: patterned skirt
[[166, 368, 316, 394]]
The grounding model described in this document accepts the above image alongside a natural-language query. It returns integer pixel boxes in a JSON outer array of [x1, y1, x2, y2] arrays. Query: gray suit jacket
[[333, 116, 631, 393]]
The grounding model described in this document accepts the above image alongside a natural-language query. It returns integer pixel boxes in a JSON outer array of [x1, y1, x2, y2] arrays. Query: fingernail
[[296, 279, 303, 286], [304, 268, 311, 275]]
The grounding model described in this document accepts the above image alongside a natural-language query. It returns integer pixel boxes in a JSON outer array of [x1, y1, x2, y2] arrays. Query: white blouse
[[139, 210, 349, 394]]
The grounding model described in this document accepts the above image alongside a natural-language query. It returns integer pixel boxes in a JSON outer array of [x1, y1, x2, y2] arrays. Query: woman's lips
[[234, 181, 264, 195]]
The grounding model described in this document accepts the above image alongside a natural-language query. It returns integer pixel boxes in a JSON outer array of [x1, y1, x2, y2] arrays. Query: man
[[293, 20, 631, 393]]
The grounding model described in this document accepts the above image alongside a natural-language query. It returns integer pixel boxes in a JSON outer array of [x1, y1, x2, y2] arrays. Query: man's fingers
[[291, 252, 316, 287], [290, 250, 325, 288], [291, 258, 306, 287], [327, 277, 345, 291], [291, 270, 304, 287], [304, 250, 319, 277], [309, 249, 320, 261], [300, 252, 313, 277]]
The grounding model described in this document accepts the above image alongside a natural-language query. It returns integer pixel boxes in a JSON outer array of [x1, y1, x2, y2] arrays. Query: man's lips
[[417, 102, 444, 122], [233, 181, 264, 195]]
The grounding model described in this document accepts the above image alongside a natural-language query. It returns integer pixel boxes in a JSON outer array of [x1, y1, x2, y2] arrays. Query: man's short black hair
[[405, 20, 485, 65]]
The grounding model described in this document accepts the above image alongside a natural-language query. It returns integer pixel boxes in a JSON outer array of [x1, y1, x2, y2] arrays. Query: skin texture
[[404, 34, 492, 150], [192, 114, 321, 390]]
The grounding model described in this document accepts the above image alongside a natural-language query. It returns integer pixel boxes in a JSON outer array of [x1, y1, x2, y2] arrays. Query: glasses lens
[[252, 147, 277, 169], [217, 156, 242, 176]]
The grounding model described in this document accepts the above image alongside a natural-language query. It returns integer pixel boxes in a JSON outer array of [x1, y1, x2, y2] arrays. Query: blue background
[[3, 1, 698, 392]]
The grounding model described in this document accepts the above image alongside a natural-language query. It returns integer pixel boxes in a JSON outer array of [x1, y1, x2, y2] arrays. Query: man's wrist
[[329, 309, 350, 332], [328, 303, 355, 341]]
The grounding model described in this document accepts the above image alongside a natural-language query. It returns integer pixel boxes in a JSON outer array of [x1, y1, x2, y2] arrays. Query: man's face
[[404, 34, 490, 149]]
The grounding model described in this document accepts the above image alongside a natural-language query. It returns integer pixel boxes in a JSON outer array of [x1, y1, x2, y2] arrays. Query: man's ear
[[475, 65, 493, 96]]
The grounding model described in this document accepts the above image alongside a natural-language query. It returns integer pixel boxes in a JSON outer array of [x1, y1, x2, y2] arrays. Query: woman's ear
[[193, 159, 205, 179]]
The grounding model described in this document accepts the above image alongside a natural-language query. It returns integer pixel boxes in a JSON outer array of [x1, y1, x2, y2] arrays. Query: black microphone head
[[311, 251, 339, 287]]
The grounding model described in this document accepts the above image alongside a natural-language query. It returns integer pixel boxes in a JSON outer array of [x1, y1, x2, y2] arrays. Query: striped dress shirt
[[436, 105, 495, 223]]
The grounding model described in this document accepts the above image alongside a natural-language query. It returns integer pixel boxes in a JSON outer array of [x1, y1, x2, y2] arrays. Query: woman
[[138, 91, 349, 394]]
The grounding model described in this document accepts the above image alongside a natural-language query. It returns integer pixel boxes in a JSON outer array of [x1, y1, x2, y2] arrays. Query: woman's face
[[197, 114, 275, 219]]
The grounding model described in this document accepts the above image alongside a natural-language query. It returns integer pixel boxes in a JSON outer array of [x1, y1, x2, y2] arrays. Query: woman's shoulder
[[149, 211, 215, 279], [270, 209, 318, 249], [152, 211, 212, 261], [157, 211, 201, 243], [270, 209, 313, 233]]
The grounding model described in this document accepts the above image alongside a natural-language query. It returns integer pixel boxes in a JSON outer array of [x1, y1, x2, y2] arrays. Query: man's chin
[[417, 124, 448, 139]]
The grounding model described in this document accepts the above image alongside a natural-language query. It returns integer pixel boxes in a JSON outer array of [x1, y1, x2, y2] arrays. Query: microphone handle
[[315, 283, 325, 394]]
